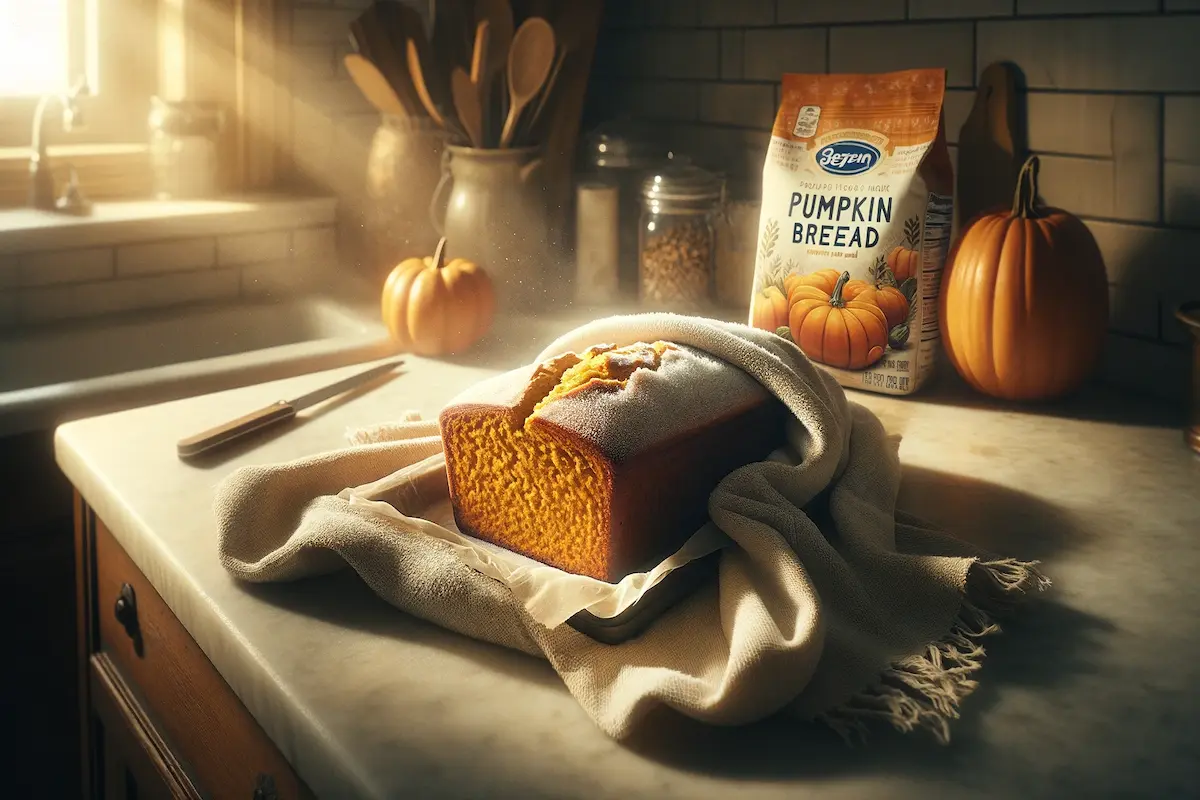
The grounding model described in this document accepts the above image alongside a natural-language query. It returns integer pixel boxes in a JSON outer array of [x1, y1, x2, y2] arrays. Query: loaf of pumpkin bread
[[438, 341, 788, 582]]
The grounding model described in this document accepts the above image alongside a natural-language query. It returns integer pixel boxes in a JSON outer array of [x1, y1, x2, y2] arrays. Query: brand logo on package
[[816, 141, 881, 176]]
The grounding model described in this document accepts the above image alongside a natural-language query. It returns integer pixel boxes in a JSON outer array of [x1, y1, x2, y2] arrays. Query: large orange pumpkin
[[750, 285, 789, 331], [785, 268, 841, 302], [940, 156, 1108, 401], [844, 280, 910, 329], [381, 237, 495, 355], [789, 271, 888, 370]]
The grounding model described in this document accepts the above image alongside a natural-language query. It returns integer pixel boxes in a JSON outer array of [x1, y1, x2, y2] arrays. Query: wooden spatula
[[344, 54, 408, 117], [500, 17, 555, 148], [956, 61, 1027, 230], [452, 67, 483, 147], [407, 38, 447, 129]]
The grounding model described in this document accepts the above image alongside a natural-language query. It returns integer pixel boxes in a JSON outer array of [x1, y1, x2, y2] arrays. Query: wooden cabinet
[[76, 494, 314, 799]]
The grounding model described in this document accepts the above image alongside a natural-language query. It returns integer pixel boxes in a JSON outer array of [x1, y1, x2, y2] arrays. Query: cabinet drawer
[[94, 519, 313, 799], [90, 652, 198, 800]]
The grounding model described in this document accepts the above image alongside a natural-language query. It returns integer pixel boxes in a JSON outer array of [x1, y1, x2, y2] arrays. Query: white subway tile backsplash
[[1017, 0, 1157, 12], [720, 30, 744, 80], [117, 238, 216, 277], [602, 80, 699, 122], [1165, 97, 1200, 163], [942, 90, 975, 144], [1109, 284, 1159, 338], [17, 247, 114, 287], [699, 83, 777, 130], [777, 0, 905, 24], [292, 45, 338, 83], [602, 31, 721, 80], [698, 0, 774, 27], [910, 0, 1013, 18], [1037, 149, 1159, 224], [741, 28, 827, 82], [830, 23, 975, 87], [1027, 94, 1124, 157], [977, 17, 1200, 91], [293, 8, 361, 45], [19, 269, 240, 324], [293, 227, 338, 267], [1086, 220, 1200, 294], [218, 231, 291, 267], [1164, 163, 1200, 226]]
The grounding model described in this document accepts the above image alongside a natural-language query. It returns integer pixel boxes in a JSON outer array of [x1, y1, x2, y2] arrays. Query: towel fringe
[[818, 557, 1049, 745]]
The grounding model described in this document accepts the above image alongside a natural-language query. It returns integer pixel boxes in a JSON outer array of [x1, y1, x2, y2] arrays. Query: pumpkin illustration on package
[[887, 217, 921, 282], [940, 156, 1108, 401], [381, 237, 495, 356], [750, 285, 789, 331], [844, 280, 910, 330], [785, 267, 841, 301], [788, 271, 888, 370]]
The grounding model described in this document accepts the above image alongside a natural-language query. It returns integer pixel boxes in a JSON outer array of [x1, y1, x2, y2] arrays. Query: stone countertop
[[55, 309, 1200, 799]]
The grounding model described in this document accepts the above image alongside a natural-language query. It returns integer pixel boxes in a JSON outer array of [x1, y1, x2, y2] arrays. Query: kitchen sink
[[0, 293, 398, 436]]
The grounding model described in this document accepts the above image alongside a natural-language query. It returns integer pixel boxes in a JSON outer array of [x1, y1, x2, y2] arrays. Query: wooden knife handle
[[176, 401, 296, 458]]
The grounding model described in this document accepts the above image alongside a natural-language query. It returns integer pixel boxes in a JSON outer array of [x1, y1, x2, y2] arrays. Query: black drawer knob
[[113, 583, 143, 656]]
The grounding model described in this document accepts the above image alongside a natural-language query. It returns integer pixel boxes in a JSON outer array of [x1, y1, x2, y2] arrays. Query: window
[[0, 1, 71, 98], [0, 0, 285, 206], [0, 0, 157, 149]]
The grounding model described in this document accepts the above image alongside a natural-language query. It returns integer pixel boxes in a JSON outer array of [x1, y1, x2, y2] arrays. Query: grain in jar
[[638, 166, 724, 310]]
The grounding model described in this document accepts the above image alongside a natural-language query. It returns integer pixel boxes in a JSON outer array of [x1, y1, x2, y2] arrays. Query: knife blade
[[176, 359, 404, 458]]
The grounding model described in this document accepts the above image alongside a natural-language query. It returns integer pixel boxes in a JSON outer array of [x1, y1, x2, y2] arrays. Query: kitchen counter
[[56, 309, 1200, 799]]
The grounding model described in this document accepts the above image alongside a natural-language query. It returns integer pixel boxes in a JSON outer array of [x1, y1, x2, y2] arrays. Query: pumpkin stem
[[1011, 155, 1042, 219], [432, 236, 448, 270], [830, 271, 851, 307]]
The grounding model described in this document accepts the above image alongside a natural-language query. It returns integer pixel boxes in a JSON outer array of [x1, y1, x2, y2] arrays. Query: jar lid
[[642, 165, 723, 203], [149, 97, 224, 137], [586, 118, 671, 169]]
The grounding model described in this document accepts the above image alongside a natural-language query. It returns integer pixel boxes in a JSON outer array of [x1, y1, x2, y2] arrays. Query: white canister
[[574, 182, 620, 304]]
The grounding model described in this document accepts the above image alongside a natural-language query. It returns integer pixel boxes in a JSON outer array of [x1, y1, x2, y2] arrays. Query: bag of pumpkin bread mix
[[749, 68, 954, 395]]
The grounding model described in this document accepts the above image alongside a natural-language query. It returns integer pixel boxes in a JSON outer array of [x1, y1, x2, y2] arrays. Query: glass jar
[[638, 165, 724, 310], [148, 97, 224, 200], [581, 119, 680, 300]]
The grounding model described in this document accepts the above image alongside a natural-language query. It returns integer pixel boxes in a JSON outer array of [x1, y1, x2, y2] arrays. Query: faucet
[[29, 78, 92, 214]]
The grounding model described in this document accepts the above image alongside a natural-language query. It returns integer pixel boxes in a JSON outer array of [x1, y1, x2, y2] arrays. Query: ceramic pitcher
[[431, 146, 549, 310]]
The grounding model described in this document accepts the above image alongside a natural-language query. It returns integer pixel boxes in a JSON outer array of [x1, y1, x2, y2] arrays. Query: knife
[[176, 359, 404, 458]]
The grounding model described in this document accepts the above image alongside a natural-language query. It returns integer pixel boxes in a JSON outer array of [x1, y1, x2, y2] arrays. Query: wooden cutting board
[[956, 62, 1027, 230]]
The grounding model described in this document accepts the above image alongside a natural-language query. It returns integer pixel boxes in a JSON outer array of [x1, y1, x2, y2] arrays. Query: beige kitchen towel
[[214, 314, 1048, 743]]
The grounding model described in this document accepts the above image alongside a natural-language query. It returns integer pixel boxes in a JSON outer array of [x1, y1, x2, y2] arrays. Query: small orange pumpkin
[[750, 285, 789, 331], [844, 280, 910, 330], [940, 156, 1108, 401], [789, 271, 888, 370], [381, 237, 495, 356], [786, 268, 841, 302]]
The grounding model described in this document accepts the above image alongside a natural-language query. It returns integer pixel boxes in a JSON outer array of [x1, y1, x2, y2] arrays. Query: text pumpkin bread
[[439, 342, 788, 582]]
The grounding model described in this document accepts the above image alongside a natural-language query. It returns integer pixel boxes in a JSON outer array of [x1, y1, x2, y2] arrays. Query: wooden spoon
[[475, 0, 513, 146], [344, 54, 408, 117], [452, 67, 483, 148], [470, 20, 490, 85], [521, 1, 593, 143], [500, 17, 555, 148]]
